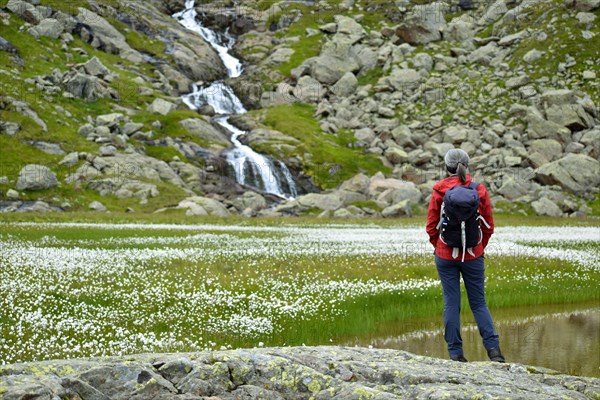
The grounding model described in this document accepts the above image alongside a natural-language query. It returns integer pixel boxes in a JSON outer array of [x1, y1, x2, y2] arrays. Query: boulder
[[63, 73, 114, 101], [7, 0, 43, 24], [96, 113, 124, 128], [535, 154, 600, 195], [59, 152, 80, 167], [331, 72, 359, 98], [122, 122, 144, 136], [541, 89, 577, 107], [545, 104, 593, 131], [523, 49, 543, 63], [310, 55, 360, 85], [179, 196, 230, 217], [0, 35, 18, 54], [83, 57, 110, 77], [497, 177, 529, 200], [334, 15, 366, 43], [297, 193, 343, 211], [15, 165, 58, 191], [384, 146, 409, 165], [148, 98, 176, 115], [89, 201, 107, 212], [381, 68, 422, 92], [6, 189, 19, 200], [443, 126, 468, 144], [382, 199, 412, 217], [179, 118, 229, 145], [76, 8, 142, 63], [529, 139, 562, 162], [566, 0, 600, 11], [232, 191, 267, 213], [29, 18, 64, 39], [396, 2, 448, 44], [293, 76, 325, 103], [339, 173, 370, 194], [526, 109, 571, 142], [531, 197, 563, 217], [478, 0, 508, 25], [443, 17, 476, 42]]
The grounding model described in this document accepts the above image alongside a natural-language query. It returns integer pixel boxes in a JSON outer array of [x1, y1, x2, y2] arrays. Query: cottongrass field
[[0, 220, 598, 365]]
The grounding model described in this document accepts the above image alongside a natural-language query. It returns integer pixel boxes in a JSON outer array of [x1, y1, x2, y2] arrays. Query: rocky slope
[[2, 346, 600, 399], [0, 0, 599, 217]]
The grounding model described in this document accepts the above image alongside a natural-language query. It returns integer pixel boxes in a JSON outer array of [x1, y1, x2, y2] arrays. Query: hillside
[[0, 0, 599, 218]]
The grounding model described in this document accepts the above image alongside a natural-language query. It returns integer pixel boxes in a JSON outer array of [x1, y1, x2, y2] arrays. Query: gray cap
[[444, 148, 470, 169]]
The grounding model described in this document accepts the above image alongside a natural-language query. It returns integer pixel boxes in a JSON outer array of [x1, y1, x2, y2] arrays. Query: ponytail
[[457, 162, 467, 183]]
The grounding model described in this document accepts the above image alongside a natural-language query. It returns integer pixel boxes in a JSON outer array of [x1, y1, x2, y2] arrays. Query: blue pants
[[435, 255, 499, 357]]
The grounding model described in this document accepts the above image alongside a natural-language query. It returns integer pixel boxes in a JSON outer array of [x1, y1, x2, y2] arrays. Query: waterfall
[[174, 0, 298, 199]]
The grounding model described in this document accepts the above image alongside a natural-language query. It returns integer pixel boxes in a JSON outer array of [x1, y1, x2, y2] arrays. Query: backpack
[[436, 182, 490, 261]]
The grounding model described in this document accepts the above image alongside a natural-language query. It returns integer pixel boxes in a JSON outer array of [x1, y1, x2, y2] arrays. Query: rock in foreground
[[1, 346, 599, 399]]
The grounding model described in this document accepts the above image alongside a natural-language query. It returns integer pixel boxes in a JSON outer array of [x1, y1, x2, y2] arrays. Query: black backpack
[[437, 182, 486, 261]]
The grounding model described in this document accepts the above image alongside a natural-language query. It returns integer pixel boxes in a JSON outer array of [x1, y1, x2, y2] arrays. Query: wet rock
[[16, 164, 58, 191]]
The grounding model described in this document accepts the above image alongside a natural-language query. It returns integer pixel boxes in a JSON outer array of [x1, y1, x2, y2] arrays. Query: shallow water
[[343, 303, 600, 377]]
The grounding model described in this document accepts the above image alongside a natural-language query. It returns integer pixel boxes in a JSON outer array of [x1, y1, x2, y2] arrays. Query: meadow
[[0, 216, 598, 366]]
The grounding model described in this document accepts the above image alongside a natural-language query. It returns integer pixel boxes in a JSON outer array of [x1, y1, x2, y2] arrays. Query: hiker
[[426, 149, 505, 363]]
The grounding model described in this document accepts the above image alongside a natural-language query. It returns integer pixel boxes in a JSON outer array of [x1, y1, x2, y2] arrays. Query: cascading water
[[174, 1, 298, 199]]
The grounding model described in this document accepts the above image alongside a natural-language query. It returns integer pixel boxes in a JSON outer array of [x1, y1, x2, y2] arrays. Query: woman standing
[[426, 149, 505, 363]]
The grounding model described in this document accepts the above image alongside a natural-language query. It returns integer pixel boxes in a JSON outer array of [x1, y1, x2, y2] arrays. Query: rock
[[382, 199, 412, 217], [96, 113, 124, 128], [523, 49, 543, 63], [310, 54, 360, 85], [391, 125, 415, 148], [532, 197, 563, 217], [340, 173, 370, 194], [566, 0, 600, 11], [7, 0, 43, 24], [99, 145, 117, 157], [443, 17, 476, 42], [384, 146, 409, 164], [497, 177, 528, 200], [391, 184, 422, 205], [16, 165, 58, 191], [148, 98, 176, 115], [0, 35, 18, 54], [179, 118, 229, 145], [76, 8, 142, 63], [583, 70, 597, 80], [506, 75, 529, 90], [535, 154, 600, 195], [89, 201, 107, 212], [580, 129, 600, 153], [293, 76, 325, 103], [29, 18, 64, 39], [179, 196, 230, 217], [59, 152, 80, 167], [334, 15, 365, 42], [546, 104, 592, 131], [30, 141, 65, 155], [6, 189, 19, 200], [443, 126, 468, 144], [529, 139, 562, 162], [122, 122, 144, 136], [0, 121, 20, 135], [0, 176, 9, 184], [541, 89, 577, 107], [526, 109, 571, 142], [331, 72, 359, 97], [478, 0, 508, 25], [381, 68, 422, 92], [319, 22, 337, 33], [396, 2, 448, 44], [3, 347, 598, 399], [63, 73, 113, 101], [266, 47, 294, 65], [232, 191, 267, 213], [297, 193, 343, 211], [83, 57, 110, 77]]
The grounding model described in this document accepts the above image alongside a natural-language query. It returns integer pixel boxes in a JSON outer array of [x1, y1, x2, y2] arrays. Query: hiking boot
[[487, 347, 505, 363], [450, 355, 468, 362]]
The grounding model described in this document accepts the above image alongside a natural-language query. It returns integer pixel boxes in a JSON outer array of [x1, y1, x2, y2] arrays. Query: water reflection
[[344, 306, 600, 377]]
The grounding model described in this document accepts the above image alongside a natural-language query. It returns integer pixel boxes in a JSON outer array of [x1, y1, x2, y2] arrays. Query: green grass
[[254, 103, 390, 188]]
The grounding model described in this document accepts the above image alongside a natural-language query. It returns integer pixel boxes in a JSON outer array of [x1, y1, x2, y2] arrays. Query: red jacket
[[426, 174, 494, 261]]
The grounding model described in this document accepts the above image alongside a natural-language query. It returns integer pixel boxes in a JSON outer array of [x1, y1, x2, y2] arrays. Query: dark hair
[[457, 162, 467, 183]]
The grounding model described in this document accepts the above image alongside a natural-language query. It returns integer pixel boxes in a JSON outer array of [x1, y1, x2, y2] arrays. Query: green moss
[[255, 103, 389, 188], [587, 193, 600, 216]]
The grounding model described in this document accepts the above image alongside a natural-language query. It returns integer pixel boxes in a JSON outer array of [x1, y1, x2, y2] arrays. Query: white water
[[174, 0, 297, 199]]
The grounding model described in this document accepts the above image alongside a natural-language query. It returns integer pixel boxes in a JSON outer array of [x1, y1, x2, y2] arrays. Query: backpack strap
[[469, 181, 479, 189]]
